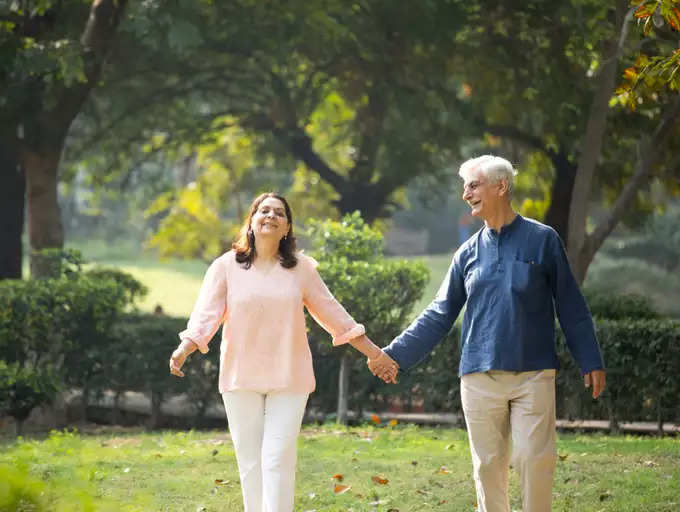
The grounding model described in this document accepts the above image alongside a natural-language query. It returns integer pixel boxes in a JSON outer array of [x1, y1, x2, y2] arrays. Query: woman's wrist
[[178, 339, 197, 356]]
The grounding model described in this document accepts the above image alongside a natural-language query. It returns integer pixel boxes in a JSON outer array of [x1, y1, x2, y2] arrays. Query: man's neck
[[484, 206, 517, 233]]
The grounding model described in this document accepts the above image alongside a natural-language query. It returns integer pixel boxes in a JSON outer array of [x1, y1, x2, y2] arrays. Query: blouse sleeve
[[178, 256, 228, 353], [301, 255, 365, 346]]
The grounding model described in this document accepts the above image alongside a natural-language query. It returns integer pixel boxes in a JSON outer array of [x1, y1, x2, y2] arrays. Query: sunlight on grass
[[1, 427, 679, 511]]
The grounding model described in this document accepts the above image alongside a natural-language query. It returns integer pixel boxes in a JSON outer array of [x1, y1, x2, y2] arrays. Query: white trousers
[[461, 370, 557, 512], [222, 390, 309, 512]]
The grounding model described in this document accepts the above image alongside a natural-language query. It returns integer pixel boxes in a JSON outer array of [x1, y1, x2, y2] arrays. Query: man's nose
[[462, 188, 471, 201]]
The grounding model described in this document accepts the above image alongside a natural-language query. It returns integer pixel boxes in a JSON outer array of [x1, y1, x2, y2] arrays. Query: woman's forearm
[[348, 334, 383, 360]]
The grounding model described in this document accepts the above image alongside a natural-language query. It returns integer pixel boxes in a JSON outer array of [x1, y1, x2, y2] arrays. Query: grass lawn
[[2, 426, 679, 511]]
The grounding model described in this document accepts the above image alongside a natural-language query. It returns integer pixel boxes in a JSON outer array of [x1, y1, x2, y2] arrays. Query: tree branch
[[585, 96, 680, 260]]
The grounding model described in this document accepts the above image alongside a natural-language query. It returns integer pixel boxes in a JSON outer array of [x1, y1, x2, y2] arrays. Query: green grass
[[1, 427, 679, 511]]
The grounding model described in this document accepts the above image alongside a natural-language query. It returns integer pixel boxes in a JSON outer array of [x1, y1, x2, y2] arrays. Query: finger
[[584, 373, 591, 389], [592, 374, 605, 399]]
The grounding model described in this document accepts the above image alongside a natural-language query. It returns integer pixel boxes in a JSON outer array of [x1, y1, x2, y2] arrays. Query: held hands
[[169, 340, 197, 378], [367, 350, 399, 384], [584, 369, 606, 399]]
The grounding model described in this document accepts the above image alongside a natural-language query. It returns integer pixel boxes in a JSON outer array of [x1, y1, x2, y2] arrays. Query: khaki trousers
[[461, 369, 557, 512]]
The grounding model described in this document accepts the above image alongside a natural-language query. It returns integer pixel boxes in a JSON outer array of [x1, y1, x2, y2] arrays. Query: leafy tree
[[443, 0, 680, 282], [0, 0, 128, 277], [306, 212, 429, 423], [615, 0, 680, 107]]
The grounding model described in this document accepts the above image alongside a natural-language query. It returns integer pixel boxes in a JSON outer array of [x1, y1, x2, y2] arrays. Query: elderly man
[[369, 155, 605, 512]]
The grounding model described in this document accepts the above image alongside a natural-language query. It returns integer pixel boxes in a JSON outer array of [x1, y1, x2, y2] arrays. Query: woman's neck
[[253, 236, 280, 263]]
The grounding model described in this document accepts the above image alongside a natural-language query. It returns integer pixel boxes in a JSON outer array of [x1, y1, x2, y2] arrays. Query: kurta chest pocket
[[511, 260, 547, 312]]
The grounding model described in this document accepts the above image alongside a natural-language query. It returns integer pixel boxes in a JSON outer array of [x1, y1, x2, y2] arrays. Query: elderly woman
[[169, 192, 397, 512]]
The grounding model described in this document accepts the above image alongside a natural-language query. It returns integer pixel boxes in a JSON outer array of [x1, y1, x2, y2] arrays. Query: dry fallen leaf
[[416, 489, 430, 495], [439, 466, 451, 474], [333, 484, 351, 494], [445, 443, 454, 450], [411, 460, 418, 467], [558, 453, 569, 461], [331, 473, 344, 482], [214, 479, 231, 485], [371, 475, 389, 485]]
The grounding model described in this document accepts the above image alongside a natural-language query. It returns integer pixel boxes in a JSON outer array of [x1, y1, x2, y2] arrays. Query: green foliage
[[306, 212, 384, 262], [583, 290, 659, 320], [0, 361, 59, 427], [84, 268, 149, 305], [304, 212, 429, 414], [0, 465, 47, 512], [556, 317, 680, 428], [106, 313, 220, 426], [614, 0, 680, 108], [305, 213, 428, 351], [0, 255, 144, 427]]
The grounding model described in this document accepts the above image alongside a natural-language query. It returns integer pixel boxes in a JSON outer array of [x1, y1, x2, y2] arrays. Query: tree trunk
[[0, 145, 25, 280], [543, 153, 576, 244], [567, 2, 629, 281], [19, 0, 129, 278], [112, 390, 123, 425], [336, 350, 350, 424], [24, 148, 65, 278]]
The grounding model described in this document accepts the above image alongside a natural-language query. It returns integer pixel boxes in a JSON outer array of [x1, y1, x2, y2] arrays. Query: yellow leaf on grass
[[388, 419, 398, 427], [439, 466, 451, 474]]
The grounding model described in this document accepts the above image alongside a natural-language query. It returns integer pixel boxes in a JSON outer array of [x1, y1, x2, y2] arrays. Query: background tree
[[0, 0, 128, 277]]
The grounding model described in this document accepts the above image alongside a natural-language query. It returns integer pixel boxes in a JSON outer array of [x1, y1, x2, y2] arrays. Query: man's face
[[461, 167, 504, 219]]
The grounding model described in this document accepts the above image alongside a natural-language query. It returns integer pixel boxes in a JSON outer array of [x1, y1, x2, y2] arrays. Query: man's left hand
[[584, 369, 606, 399]]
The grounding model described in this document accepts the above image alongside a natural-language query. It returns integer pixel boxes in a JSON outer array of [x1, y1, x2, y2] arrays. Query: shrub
[[0, 252, 144, 428], [106, 313, 220, 428], [305, 212, 429, 421], [0, 362, 59, 435], [584, 289, 658, 320]]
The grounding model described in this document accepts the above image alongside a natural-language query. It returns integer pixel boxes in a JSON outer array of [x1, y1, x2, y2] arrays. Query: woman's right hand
[[169, 340, 197, 377]]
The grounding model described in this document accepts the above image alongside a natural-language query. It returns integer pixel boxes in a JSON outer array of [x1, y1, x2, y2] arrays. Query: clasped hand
[[367, 350, 399, 384]]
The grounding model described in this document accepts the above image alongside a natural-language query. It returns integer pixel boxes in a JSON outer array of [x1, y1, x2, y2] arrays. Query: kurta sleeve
[[301, 255, 365, 346], [178, 256, 228, 354]]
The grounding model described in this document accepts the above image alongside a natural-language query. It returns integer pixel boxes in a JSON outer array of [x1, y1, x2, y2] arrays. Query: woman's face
[[251, 197, 290, 241]]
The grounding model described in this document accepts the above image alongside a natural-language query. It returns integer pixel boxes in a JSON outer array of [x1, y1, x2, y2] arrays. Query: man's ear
[[498, 178, 510, 197]]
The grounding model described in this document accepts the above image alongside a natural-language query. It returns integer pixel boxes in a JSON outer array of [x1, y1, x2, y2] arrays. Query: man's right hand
[[584, 369, 606, 399]]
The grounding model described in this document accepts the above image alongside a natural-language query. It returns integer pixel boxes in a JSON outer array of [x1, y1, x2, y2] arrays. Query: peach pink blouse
[[179, 251, 365, 394]]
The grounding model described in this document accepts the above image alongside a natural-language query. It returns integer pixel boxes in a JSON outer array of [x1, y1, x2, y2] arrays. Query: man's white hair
[[458, 155, 518, 193]]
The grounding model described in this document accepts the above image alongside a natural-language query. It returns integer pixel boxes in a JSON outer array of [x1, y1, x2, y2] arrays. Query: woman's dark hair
[[233, 192, 297, 269]]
